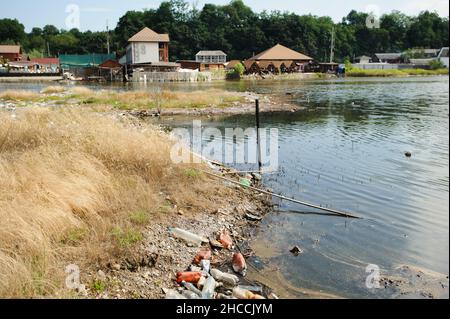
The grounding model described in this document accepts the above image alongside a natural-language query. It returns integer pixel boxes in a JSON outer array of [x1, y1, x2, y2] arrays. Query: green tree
[[0, 18, 26, 44]]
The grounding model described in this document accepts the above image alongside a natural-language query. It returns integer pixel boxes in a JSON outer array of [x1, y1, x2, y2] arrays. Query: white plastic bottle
[[201, 276, 216, 299], [165, 289, 187, 299], [169, 228, 208, 246], [210, 269, 239, 286]]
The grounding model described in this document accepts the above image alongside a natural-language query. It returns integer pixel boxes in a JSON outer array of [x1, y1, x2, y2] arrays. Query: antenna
[[330, 26, 335, 63]]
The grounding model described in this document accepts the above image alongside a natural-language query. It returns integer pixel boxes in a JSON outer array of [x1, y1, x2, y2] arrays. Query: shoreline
[[79, 162, 277, 299]]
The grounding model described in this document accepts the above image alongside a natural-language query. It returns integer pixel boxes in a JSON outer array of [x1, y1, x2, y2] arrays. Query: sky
[[1, 0, 449, 32]]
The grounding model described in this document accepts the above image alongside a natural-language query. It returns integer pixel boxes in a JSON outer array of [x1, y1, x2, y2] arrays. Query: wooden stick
[[203, 171, 361, 219]]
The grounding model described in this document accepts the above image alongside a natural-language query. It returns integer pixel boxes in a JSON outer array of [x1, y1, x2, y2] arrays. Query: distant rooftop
[[196, 51, 227, 56], [128, 27, 170, 43], [0, 45, 21, 54], [248, 44, 313, 61], [375, 53, 402, 60]]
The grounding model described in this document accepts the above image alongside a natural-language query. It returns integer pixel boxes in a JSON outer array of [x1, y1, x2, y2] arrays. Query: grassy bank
[[0, 87, 245, 110], [347, 68, 449, 77], [0, 108, 234, 297]]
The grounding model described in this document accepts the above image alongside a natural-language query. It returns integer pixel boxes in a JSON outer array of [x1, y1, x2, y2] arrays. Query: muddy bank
[[114, 93, 302, 117]]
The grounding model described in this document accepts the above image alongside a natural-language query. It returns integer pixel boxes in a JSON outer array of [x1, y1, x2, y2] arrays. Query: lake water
[[1, 76, 448, 298], [154, 76, 449, 298]]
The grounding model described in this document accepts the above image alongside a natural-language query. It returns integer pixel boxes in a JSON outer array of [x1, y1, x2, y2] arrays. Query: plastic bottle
[[232, 287, 265, 300], [165, 289, 187, 299], [200, 260, 211, 273], [218, 230, 233, 249], [169, 228, 208, 246], [201, 276, 216, 299], [176, 271, 203, 284], [182, 282, 203, 297], [210, 269, 239, 286], [232, 252, 247, 276], [182, 290, 200, 299], [194, 249, 212, 264]]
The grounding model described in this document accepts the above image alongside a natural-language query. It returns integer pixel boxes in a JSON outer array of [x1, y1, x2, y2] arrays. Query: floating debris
[[289, 246, 304, 256], [245, 213, 263, 221]]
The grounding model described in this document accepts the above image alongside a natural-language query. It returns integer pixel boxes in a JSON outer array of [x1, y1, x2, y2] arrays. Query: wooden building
[[244, 44, 313, 74], [177, 60, 225, 72], [0, 45, 22, 62]]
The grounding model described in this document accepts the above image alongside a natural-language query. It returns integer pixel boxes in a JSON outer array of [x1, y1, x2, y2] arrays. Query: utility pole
[[106, 20, 110, 55], [47, 41, 51, 57], [330, 26, 335, 63]]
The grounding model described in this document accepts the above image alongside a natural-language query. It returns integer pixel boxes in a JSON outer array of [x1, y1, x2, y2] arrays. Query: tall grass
[[0, 87, 245, 110], [0, 108, 232, 297]]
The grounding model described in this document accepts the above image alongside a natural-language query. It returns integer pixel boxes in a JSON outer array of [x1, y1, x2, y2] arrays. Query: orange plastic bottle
[[193, 249, 212, 265], [219, 230, 233, 249], [176, 271, 203, 284]]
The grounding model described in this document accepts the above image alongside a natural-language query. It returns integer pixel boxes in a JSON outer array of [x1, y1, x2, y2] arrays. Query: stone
[[111, 263, 121, 271], [97, 270, 107, 280], [290, 246, 304, 256]]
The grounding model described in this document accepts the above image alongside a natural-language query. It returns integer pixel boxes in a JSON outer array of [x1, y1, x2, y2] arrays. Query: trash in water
[[245, 213, 262, 221], [232, 253, 247, 276], [169, 228, 208, 247], [289, 246, 304, 256], [210, 268, 239, 286], [176, 271, 203, 284]]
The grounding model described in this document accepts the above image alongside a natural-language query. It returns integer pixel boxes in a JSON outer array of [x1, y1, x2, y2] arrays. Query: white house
[[126, 27, 170, 65], [438, 47, 449, 68], [196, 51, 227, 63]]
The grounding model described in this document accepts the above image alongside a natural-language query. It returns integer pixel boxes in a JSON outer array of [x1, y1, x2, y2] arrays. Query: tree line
[[0, 0, 448, 62]]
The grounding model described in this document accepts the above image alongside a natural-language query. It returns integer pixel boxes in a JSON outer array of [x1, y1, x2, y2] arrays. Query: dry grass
[[0, 90, 40, 101], [40, 86, 66, 94], [0, 87, 245, 110], [0, 108, 232, 298]]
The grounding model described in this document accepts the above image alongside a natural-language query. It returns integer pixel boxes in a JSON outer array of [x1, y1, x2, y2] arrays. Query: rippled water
[[157, 76, 449, 298], [2, 76, 448, 298]]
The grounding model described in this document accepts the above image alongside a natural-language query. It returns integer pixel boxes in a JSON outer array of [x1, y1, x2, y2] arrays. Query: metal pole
[[255, 99, 262, 171]]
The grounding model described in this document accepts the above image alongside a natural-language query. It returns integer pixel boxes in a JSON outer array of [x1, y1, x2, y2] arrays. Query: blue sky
[[1, 0, 449, 32]]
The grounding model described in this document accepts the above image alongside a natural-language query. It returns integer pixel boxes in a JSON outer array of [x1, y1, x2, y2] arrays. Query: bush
[[227, 62, 245, 80], [429, 60, 445, 70]]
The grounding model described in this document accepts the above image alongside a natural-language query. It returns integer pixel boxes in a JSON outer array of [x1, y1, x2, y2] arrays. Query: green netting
[[59, 54, 116, 68]]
